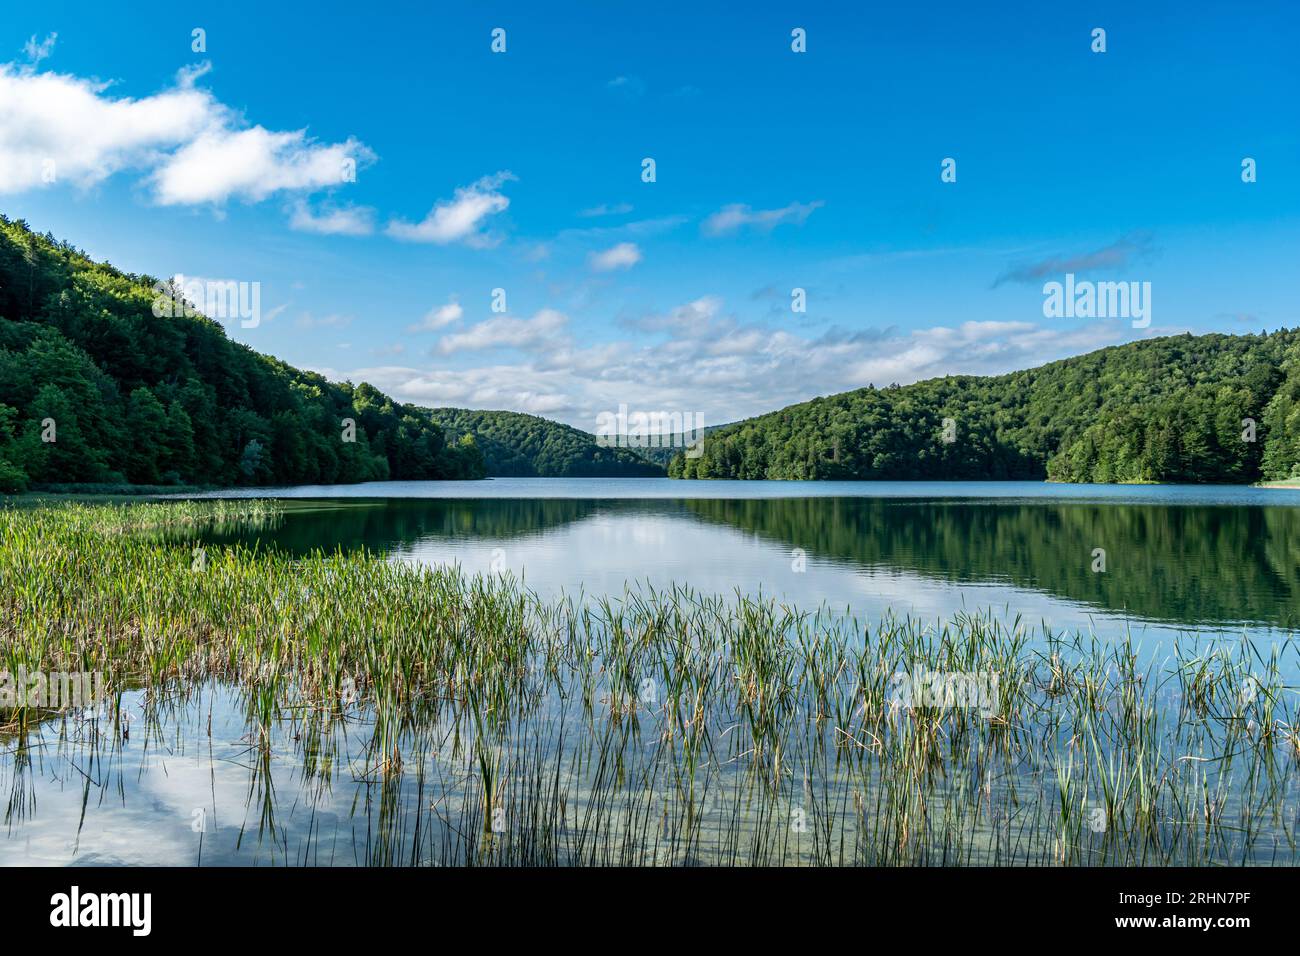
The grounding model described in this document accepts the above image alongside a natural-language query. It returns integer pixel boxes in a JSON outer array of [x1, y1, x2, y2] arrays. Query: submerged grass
[[2, 500, 1298, 865]]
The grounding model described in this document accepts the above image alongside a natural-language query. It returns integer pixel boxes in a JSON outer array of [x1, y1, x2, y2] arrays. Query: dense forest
[[0, 216, 491, 492], [426, 407, 663, 477], [669, 330, 1300, 484]]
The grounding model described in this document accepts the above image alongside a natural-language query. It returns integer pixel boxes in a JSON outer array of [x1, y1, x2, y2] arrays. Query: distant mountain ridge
[[425, 407, 663, 477]]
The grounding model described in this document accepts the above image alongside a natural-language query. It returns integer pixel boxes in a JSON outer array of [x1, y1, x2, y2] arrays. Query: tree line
[[0, 216, 485, 492], [669, 330, 1300, 484], [426, 407, 664, 477]]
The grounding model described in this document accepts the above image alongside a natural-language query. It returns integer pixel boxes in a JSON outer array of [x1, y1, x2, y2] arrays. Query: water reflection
[[203, 496, 1300, 633], [7, 491, 1300, 867]]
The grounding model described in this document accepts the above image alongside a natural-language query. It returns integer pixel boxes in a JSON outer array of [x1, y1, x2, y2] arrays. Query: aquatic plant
[[1, 501, 1297, 866]]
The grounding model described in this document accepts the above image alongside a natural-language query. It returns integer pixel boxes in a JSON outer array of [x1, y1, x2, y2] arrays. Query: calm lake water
[[195, 479, 1300, 644], [6, 479, 1299, 866]]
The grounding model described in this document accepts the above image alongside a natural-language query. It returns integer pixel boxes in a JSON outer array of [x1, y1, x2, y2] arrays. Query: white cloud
[[153, 127, 371, 205], [0, 64, 212, 193], [589, 242, 642, 272], [407, 299, 463, 332], [319, 361, 577, 417], [288, 200, 375, 236], [338, 302, 1127, 430], [22, 33, 57, 68], [386, 171, 516, 245], [435, 308, 568, 355], [559, 215, 686, 243], [0, 59, 373, 206], [702, 200, 824, 237]]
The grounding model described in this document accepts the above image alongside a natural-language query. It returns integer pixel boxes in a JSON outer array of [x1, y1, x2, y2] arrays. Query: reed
[[1, 500, 1297, 866]]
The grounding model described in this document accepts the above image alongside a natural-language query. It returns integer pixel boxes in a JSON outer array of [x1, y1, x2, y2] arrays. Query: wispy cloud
[[589, 242, 642, 272], [557, 214, 687, 244], [435, 308, 568, 355], [386, 171, 516, 245], [407, 298, 463, 333], [289, 201, 375, 236], [624, 295, 723, 335], [702, 200, 824, 237], [993, 232, 1157, 287], [22, 32, 57, 69], [578, 202, 633, 218], [263, 303, 290, 324]]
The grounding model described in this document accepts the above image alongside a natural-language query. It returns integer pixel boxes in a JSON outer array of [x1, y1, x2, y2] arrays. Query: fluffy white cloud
[[386, 171, 516, 245], [589, 242, 642, 271], [625, 295, 721, 334], [337, 298, 1128, 430], [314, 361, 577, 417], [0, 64, 211, 193], [435, 308, 568, 355], [0, 60, 372, 207], [153, 127, 370, 205], [289, 201, 376, 236], [702, 200, 824, 237], [407, 299, 463, 332]]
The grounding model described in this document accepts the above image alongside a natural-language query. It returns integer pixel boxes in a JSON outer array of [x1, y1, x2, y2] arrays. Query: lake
[[5, 479, 1300, 866], [195, 479, 1300, 649]]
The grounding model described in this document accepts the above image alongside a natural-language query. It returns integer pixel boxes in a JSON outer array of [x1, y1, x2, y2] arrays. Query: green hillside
[[426, 407, 663, 477], [0, 216, 485, 492], [668, 331, 1300, 483]]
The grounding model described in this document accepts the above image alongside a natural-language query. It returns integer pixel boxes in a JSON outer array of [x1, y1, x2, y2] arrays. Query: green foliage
[[1261, 343, 1300, 480], [0, 403, 27, 492], [672, 331, 1300, 483], [426, 407, 664, 477], [0, 216, 486, 488]]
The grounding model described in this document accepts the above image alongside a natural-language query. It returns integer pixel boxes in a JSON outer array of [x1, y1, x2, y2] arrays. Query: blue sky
[[2, 0, 1297, 428]]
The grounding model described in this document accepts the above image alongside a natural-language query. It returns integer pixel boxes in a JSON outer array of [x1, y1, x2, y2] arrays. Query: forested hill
[[0, 216, 486, 492], [669, 330, 1300, 483], [426, 408, 663, 477]]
